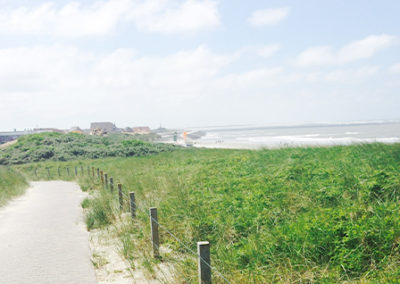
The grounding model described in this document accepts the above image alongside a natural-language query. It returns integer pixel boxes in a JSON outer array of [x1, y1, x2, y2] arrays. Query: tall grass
[[15, 143, 400, 282], [0, 166, 28, 206]]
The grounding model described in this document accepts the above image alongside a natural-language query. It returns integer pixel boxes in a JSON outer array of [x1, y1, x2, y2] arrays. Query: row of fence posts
[[35, 166, 93, 179], [95, 167, 213, 284], [34, 165, 213, 283]]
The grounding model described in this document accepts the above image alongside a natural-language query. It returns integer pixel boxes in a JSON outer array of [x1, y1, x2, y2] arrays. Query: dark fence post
[[74, 166, 78, 176], [67, 167, 70, 176], [81, 166, 84, 175], [97, 168, 100, 178], [34, 168, 37, 177], [197, 241, 211, 284], [130, 192, 136, 219], [58, 167, 61, 177], [104, 173, 108, 189], [110, 177, 114, 193], [118, 184, 123, 210], [100, 171, 104, 186], [150, 207, 159, 258], [47, 168, 50, 178]]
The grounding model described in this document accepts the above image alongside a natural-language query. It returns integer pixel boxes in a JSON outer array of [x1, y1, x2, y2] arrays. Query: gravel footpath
[[0, 181, 97, 284]]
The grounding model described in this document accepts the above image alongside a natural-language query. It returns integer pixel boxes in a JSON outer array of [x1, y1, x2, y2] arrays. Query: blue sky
[[0, 0, 399, 130]]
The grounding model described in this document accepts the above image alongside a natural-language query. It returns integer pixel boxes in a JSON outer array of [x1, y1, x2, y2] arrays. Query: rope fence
[[33, 166, 231, 284]]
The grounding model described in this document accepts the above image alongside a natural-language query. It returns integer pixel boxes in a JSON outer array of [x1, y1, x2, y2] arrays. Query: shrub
[[0, 133, 177, 165]]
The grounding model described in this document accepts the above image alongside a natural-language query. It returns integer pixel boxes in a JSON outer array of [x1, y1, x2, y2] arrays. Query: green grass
[[15, 143, 400, 282], [0, 166, 28, 207], [0, 132, 176, 165], [84, 190, 118, 230]]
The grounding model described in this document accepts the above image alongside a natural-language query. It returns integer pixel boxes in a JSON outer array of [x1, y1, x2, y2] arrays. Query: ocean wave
[[235, 136, 400, 146]]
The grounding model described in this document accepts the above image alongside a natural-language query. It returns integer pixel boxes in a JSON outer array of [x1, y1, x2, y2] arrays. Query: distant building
[[90, 122, 117, 135], [132, 127, 151, 134]]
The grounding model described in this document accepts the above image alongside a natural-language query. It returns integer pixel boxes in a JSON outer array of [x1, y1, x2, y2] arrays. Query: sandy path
[[0, 181, 97, 284], [0, 139, 17, 149]]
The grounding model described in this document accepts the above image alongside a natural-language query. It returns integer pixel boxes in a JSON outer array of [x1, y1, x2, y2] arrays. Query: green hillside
[[17, 143, 400, 282], [0, 132, 176, 165]]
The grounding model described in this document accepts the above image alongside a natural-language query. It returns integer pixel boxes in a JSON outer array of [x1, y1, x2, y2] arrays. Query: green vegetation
[[0, 132, 176, 165], [83, 190, 117, 231], [16, 143, 400, 282], [0, 166, 28, 206]]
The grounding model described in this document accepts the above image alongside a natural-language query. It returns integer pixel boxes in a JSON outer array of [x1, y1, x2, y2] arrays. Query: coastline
[[164, 137, 400, 150], [160, 121, 400, 150]]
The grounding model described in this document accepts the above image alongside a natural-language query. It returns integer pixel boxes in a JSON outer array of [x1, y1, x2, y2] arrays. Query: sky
[[0, 0, 399, 130]]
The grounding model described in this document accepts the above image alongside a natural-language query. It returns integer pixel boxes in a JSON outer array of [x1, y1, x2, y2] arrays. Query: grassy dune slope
[[17, 143, 400, 282], [0, 166, 28, 206], [0, 132, 176, 165]]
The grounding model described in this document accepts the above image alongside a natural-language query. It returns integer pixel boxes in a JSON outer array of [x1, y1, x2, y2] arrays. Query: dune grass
[[0, 132, 176, 165], [15, 143, 400, 282], [0, 166, 28, 207]]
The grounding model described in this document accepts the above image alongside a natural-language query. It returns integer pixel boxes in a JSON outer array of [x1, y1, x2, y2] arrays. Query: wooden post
[[47, 168, 50, 178], [197, 241, 211, 284], [130, 192, 136, 219], [81, 166, 84, 175], [92, 167, 95, 177], [34, 168, 37, 177], [97, 168, 100, 178], [110, 177, 114, 193], [67, 167, 70, 176], [104, 173, 108, 188], [149, 207, 159, 258], [74, 166, 78, 176], [100, 171, 104, 185], [88, 166, 90, 176], [118, 184, 123, 210], [58, 167, 61, 177]]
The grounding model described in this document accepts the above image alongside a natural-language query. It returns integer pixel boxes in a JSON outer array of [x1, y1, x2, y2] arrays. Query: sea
[[191, 121, 400, 149]]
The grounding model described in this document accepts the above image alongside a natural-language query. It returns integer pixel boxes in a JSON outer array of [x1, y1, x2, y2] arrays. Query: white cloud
[[337, 35, 397, 63], [0, 44, 307, 129], [91, 45, 233, 102], [256, 44, 281, 58], [389, 63, 400, 73], [215, 67, 285, 92], [324, 66, 379, 83], [0, 1, 129, 37], [128, 0, 220, 34], [0, 43, 396, 130], [248, 7, 289, 27], [0, 45, 237, 129], [296, 46, 334, 66], [0, 0, 220, 36], [296, 34, 397, 67]]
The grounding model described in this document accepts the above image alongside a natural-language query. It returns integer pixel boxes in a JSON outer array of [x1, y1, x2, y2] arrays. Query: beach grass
[[0, 166, 28, 207], [0, 132, 176, 165], [14, 143, 400, 282]]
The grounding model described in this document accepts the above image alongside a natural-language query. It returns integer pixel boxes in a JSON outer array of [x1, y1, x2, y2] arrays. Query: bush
[[0, 133, 177, 165]]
